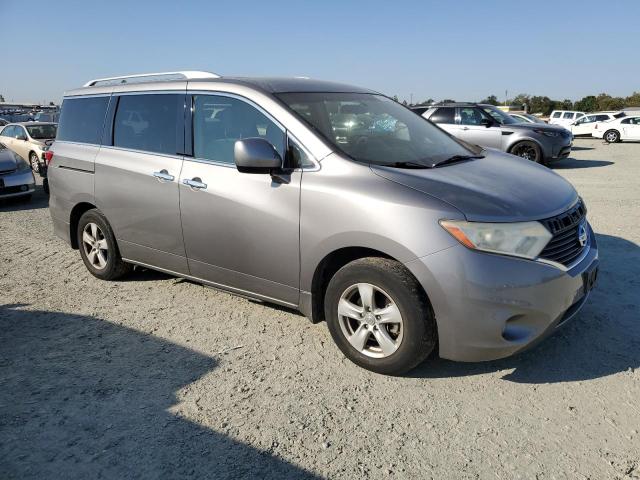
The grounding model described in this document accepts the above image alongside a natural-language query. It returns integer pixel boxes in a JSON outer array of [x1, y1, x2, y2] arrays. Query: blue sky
[[1, 0, 638, 103]]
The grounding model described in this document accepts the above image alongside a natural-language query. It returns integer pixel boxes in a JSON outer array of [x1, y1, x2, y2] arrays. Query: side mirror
[[234, 138, 282, 174], [480, 118, 493, 128]]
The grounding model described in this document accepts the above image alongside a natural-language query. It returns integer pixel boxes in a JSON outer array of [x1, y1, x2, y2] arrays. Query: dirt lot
[[1, 138, 639, 479]]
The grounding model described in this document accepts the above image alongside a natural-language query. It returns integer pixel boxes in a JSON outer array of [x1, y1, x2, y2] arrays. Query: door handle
[[153, 169, 174, 182], [461, 126, 470, 130], [183, 178, 207, 190]]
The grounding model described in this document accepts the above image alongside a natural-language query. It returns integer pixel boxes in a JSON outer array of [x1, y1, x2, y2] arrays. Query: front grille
[[539, 200, 587, 266]]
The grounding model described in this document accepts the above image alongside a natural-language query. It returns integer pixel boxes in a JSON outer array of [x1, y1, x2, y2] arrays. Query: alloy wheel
[[30, 153, 40, 173], [82, 222, 109, 270], [337, 283, 404, 358], [512, 143, 539, 162]]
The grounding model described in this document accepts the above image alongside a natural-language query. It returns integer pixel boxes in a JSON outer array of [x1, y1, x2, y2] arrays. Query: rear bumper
[[405, 225, 598, 362]]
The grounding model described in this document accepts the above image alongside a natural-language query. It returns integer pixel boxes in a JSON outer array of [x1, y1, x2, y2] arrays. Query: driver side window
[[459, 108, 485, 126]]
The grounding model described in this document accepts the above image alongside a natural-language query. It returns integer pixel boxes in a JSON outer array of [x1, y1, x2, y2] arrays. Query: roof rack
[[83, 71, 220, 87]]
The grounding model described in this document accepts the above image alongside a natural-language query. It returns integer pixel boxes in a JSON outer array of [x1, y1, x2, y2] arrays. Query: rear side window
[[429, 107, 455, 124], [0, 126, 14, 137], [113, 94, 180, 155], [192, 95, 285, 164], [594, 115, 610, 122], [552, 112, 562, 118], [57, 96, 109, 144], [563, 112, 574, 119]]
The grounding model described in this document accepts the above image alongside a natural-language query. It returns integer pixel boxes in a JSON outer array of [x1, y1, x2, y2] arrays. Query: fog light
[[21, 185, 28, 191]]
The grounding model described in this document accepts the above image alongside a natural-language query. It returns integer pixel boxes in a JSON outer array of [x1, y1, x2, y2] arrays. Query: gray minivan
[[48, 71, 598, 375]]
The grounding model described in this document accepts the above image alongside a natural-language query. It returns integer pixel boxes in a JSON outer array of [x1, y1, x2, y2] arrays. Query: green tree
[[559, 99, 573, 110], [574, 95, 598, 112], [0, 93, 5, 102], [480, 95, 499, 106], [528, 96, 555, 115], [596, 93, 625, 111], [625, 91, 640, 107], [511, 93, 531, 109]]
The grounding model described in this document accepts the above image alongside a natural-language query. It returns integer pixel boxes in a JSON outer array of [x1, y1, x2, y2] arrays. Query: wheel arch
[[69, 202, 97, 249], [307, 246, 431, 325]]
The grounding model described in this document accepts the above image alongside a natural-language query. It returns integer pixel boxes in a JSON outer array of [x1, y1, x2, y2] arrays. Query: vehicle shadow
[[0, 304, 320, 480], [551, 158, 614, 169], [410, 233, 640, 384], [0, 183, 49, 211]]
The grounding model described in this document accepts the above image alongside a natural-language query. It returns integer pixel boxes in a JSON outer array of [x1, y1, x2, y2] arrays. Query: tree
[[528, 96, 555, 115], [480, 95, 499, 106], [392, 95, 399, 103], [441, 99, 455, 104], [595, 93, 625, 111], [559, 99, 573, 110], [49, 101, 55, 106], [625, 92, 640, 107], [511, 93, 531, 110], [0, 93, 5, 102], [574, 95, 598, 112]]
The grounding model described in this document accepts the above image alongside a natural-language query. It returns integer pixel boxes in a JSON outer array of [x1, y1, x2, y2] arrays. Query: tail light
[[44, 150, 54, 165]]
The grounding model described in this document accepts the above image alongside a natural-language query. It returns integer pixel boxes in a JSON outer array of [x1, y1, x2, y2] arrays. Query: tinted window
[[459, 108, 486, 125], [27, 124, 57, 139], [57, 96, 109, 144], [563, 112, 574, 119], [113, 94, 180, 155], [193, 95, 285, 164], [429, 107, 455, 124], [614, 112, 626, 119], [552, 112, 562, 118], [14, 126, 26, 138]]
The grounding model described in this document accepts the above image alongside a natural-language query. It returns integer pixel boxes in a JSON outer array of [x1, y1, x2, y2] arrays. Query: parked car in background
[[549, 110, 585, 126], [422, 103, 572, 164], [0, 118, 8, 127], [410, 106, 431, 116], [0, 122, 57, 173], [509, 112, 547, 124], [592, 116, 640, 143], [0, 142, 35, 201], [569, 112, 626, 137], [48, 71, 598, 375], [34, 111, 60, 123]]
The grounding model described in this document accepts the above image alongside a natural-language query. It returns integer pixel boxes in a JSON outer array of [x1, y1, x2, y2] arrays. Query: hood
[[371, 149, 578, 222], [502, 122, 566, 133], [0, 147, 21, 171]]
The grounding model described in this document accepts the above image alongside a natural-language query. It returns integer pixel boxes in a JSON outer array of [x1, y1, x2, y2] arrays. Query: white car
[[570, 112, 626, 137], [549, 110, 585, 126], [509, 113, 547, 124], [592, 116, 640, 142]]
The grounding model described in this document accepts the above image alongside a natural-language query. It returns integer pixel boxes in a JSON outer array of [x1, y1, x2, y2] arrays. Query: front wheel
[[324, 257, 437, 375], [604, 129, 620, 143], [510, 141, 542, 163], [77, 209, 131, 280]]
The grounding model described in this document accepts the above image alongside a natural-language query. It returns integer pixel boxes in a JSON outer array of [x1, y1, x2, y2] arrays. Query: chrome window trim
[[99, 145, 184, 161], [63, 93, 113, 99], [53, 139, 103, 148]]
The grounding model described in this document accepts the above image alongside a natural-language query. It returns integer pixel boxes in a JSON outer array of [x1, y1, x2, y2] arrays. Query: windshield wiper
[[380, 161, 431, 169], [432, 154, 484, 167]]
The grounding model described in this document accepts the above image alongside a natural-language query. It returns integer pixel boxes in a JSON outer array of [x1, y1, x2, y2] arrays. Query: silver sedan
[[0, 143, 35, 200]]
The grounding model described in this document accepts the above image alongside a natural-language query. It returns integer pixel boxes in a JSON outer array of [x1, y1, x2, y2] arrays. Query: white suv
[[549, 110, 585, 126], [570, 112, 626, 137]]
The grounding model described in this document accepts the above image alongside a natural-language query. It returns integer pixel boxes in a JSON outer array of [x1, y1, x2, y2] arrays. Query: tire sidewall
[[29, 152, 40, 173], [604, 130, 619, 143], [324, 259, 435, 375], [512, 141, 542, 163], [77, 210, 122, 280]]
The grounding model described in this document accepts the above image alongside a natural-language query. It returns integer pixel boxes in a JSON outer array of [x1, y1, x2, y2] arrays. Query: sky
[[1, 0, 639, 104]]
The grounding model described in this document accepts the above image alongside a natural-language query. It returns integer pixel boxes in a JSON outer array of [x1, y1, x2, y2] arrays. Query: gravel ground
[[1, 138, 639, 479]]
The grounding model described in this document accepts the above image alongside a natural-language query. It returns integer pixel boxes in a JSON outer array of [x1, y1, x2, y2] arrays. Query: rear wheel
[[510, 141, 542, 163], [604, 129, 620, 143], [77, 209, 131, 280], [324, 257, 436, 375], [29, 152, 40, 173]]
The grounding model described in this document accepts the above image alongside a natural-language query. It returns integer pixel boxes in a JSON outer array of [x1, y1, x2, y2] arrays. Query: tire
[[510, 141, 542, 163], [604, 129, 620, 143], [29, 152, 40, 173], [77, 209, 131, 280], [324, 257, 437, 375]]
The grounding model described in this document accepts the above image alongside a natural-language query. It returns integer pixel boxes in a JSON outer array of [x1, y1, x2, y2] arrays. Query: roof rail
[[83, 71, 220, 87]]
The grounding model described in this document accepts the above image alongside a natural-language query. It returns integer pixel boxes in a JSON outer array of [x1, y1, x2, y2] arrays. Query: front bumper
[[405, 225, 598, 362], [549, 135, 573, 159], [0, 169, 35, 198]]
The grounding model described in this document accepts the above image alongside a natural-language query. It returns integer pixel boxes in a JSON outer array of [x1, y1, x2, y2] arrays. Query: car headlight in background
[[533, 129, 560, 137], [440, 220, 553, 260]]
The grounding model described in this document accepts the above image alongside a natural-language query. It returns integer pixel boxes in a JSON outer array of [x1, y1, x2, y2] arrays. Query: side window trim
[[287, 131, 319, 171]]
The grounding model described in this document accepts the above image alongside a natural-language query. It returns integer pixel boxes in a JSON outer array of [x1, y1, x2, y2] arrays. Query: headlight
[[440, 220, 552, 260], [16, 158, 31, 171], [533, 129, 560, 138]]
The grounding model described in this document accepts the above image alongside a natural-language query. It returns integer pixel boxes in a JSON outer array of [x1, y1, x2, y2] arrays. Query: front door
[[622, 117, 640, 140], [95, 92, 188, 274], [457, 107, 502, 149], [179, 94, 301, 305]]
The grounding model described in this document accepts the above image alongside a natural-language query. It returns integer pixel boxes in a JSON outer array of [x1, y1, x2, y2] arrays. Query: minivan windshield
[[277, 92, 477, 167]]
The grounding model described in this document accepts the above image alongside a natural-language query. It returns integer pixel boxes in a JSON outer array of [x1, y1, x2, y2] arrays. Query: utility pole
[[505, 90, 508, 106], [410, 93, 413, 105]]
